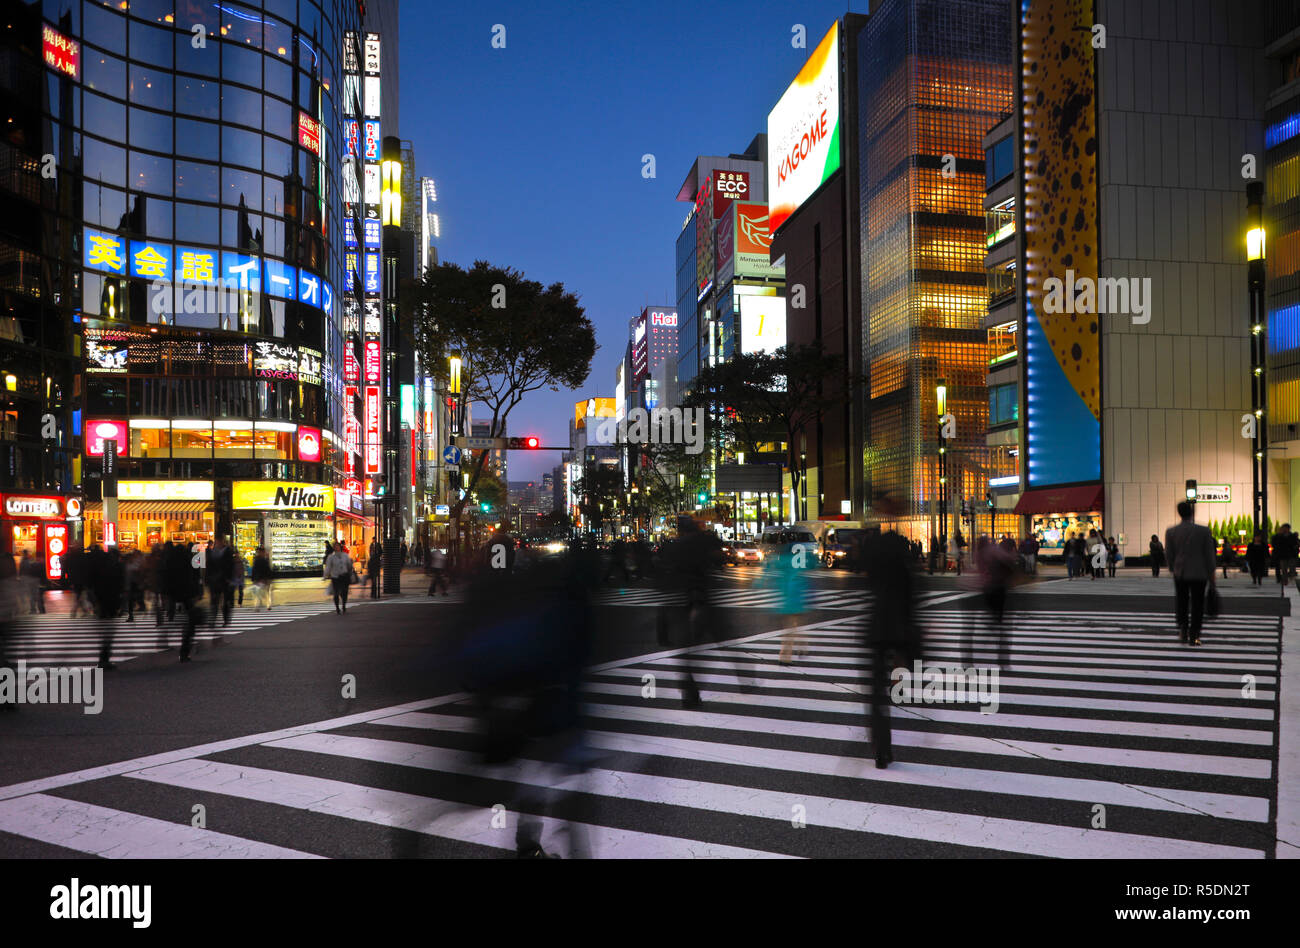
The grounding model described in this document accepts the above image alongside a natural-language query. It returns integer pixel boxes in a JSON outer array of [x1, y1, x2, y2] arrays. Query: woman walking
[[1106, 537, 1120, 578], [324, 541, 354, 614], [1149, 534, 1165, 577]]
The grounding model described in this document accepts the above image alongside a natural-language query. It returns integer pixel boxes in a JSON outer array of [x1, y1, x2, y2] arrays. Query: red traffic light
[[526, 436, 539, 449], [506, 436, 541, 449]]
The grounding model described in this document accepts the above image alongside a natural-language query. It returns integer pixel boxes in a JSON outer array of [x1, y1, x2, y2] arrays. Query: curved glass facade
[[31, 0, 359, 489]]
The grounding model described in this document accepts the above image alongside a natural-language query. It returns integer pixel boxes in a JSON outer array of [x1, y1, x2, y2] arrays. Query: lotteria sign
[[232, 481, 333, 511], [2, 495, 63, 519], [767, 21, 841, 234]]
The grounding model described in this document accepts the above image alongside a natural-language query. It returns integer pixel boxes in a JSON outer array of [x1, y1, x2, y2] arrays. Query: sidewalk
[[24, 567, 432, 615], [1023, 562, 1290, 598]]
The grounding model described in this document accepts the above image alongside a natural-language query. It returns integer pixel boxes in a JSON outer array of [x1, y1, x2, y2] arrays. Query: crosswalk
[[0, 596, 415, 667], [423, 583, 951, 611], [0, 606, 1281, 857]]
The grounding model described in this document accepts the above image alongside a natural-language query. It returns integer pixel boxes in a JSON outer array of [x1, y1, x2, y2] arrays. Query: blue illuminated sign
[[84, 228, 126, 274], [263, 258, 297, 300], [173, 246, 218, 285], [128, 240, 172, 280], [364, 219, 380, 248], [364, 252, 379, 293], [221, 251, 261, 291], [298, 269, 321, 308]]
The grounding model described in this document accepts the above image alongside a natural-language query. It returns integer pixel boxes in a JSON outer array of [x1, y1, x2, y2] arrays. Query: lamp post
[[937, 377, 948, 571], [1247, 182, 1268, 536]]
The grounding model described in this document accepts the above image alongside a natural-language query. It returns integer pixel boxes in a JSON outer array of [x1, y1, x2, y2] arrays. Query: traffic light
[[1185, 479, 1197, 502], [697, 491, 708, 505], [506, 436, 541, 449], [480, 502, 491, 512]]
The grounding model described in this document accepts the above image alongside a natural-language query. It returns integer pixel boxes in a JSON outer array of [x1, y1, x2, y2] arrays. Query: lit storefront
[[232, 481, 334, 574], [1014, 484, 1105, 556], [1, 494, 68, 571], [331, 484, 372, 553], [84, 481, 216, 552]]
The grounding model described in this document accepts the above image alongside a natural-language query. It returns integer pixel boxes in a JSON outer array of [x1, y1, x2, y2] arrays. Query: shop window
[[172, 427, 214, 458], [130, 426, 170, 458], [253, 429, 291, 459], [214, 426, 254, 459]]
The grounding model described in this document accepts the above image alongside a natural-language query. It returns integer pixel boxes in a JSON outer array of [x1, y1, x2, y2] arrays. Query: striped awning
[[333, 509, 373, 525], [84, 501, 213, 521]]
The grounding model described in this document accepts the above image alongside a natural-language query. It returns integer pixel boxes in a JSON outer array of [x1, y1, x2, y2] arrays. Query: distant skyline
[[398, 0, 856, 479]]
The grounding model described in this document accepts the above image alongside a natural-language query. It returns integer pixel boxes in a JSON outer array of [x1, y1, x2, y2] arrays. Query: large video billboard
[[767, 21, 841, 235], [739, 295, 787, 355], [1023, 0, 1100, 487]]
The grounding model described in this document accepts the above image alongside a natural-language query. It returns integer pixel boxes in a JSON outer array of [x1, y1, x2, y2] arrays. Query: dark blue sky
[[398, 0, 856, 480]]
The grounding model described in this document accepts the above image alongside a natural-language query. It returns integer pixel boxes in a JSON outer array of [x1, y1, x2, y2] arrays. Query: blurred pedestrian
[[860, 498, 922, 770], [0, 553, 18, 711], [92, 544, 124, 670], [1149, 534, 1165, 577], [170, 541, 203, 662], [973, 535, 1016, 668], [123, 549, 145, 621], [18, 551, 44, 614], [65, 541, 90, 617], [427, 547, 449, 596], [772, 535, 810, 664], [205, 535, 235, 628], [1065, 533, 1082, 580], [325, 541, 354, 614], [1246, 532, 1269, 586], [232, 546, 247, 606], [1107, 536, 1120, 577], [251, 546, 273, 610]]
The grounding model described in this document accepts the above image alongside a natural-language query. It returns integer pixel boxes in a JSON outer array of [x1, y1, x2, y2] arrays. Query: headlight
[[834, 550, 846, 557]]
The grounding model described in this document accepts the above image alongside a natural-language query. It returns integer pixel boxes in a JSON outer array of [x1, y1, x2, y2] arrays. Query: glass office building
[[2, 0, 366, 569], [857, 0, 1013, 538]]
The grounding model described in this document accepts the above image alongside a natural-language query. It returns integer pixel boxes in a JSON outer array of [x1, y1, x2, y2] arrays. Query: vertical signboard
[[364, 385, 382, 475], [1022, 0, 1100, 487], [695, 177, 714, 300]]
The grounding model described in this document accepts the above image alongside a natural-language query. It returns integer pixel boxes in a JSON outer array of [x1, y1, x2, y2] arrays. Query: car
[[723, 541, 763, 565], [759, 529, 819, 567], [822, 528, 865, 569]]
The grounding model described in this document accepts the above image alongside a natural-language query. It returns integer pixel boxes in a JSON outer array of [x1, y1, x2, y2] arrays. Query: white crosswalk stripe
[[0, 605, 1281, 858], [0, 597, 416, 667]]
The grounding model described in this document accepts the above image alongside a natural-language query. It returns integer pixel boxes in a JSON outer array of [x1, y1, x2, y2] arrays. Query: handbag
[[1205, 585, 1220, 619]]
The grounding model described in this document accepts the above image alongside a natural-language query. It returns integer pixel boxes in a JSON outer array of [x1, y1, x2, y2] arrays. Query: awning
[[85, 501, 213, 521], [1013, 484, 1104, 516], [333, 509, 373, 525]]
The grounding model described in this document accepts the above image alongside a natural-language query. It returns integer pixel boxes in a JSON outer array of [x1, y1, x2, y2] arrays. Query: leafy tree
[[405, 261, 595, 560], [632, 438, 711, 522], [573, 465, 625, 535], [683, 344, 852, 517]]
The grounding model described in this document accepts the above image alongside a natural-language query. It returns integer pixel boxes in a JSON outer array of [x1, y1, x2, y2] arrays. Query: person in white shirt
[[324, 541, 354, 614]]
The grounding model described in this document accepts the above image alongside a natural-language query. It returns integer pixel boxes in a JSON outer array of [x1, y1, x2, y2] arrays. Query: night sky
[[397, 0, 856, 480]]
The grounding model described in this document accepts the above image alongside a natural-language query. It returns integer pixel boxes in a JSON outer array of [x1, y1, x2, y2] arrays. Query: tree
[[633, 438, 711, 523], [683, 344, 852, 520], [574, 465, 624, 535], [405, 261, 596, 560]]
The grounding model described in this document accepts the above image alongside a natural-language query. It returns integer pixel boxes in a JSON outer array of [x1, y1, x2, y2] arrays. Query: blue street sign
[[443, 445, 462, 465]]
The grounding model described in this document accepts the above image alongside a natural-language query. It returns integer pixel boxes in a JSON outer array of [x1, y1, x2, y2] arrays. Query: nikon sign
[[232, 481, 333, 511]]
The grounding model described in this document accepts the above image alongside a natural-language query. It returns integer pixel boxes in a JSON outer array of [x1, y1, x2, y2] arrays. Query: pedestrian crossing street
[[0, 606, 1281, 858], [0, 597, 415, 667]]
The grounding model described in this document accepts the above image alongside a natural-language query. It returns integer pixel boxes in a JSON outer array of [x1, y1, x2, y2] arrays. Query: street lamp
[[1247, 182, 1268, 535], [937, 377, 948, 570]]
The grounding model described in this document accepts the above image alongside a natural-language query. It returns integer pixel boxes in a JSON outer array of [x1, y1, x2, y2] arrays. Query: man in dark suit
[[1164, 501, 1217, 646]]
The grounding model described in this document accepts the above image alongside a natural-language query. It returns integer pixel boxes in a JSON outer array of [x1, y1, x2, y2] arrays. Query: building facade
[[1, 0, 401, 574]]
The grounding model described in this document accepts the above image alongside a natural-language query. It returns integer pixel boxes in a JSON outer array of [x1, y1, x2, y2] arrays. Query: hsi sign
[[232, 481, 333, 511], [1195, 484, 1231, 503], [3, 495, 62, 518]]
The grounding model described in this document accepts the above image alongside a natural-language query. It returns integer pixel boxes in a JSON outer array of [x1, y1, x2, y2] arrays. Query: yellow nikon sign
[[232, 481, 333, 511]]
